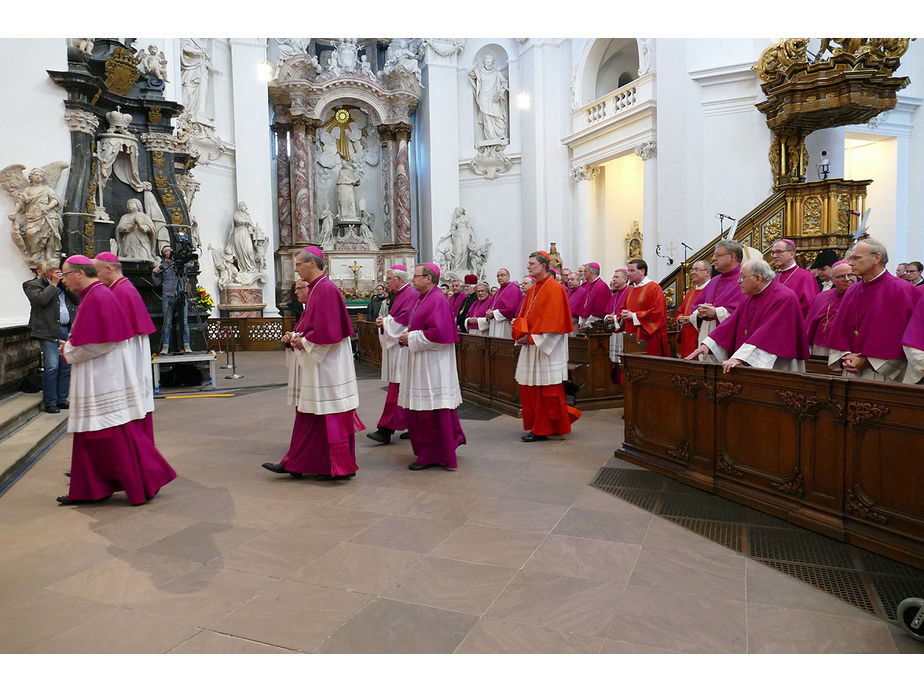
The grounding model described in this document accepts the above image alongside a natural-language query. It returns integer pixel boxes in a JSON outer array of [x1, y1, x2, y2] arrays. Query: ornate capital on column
[[570, 165, 599, 182], [421, 38, 465, 66], [392, 123, 413, 141], [634, 139, 657, 160], [64, 109, 99, 135]]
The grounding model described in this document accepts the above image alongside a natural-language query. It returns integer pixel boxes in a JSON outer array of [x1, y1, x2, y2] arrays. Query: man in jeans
[[152, 246, 191, 354], [23, 260, 79, 413]]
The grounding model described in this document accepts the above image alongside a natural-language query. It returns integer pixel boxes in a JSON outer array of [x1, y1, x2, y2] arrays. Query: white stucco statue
[[358, 206, 376, 248], [1, 162, 68, 267], [180, 38, 221, 123], [335, 163, 361, 221], [318, 205, 335, 247], [137, 44, 169, 81], [115, 198, 158, 263], [469, 54, 509, 144], [383, 40, 421, 81], [210, 244, 239, 289], [225, 202, 258, 275]]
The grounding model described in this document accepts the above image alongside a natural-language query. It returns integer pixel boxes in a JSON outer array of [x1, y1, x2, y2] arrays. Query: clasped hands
[[841, 353, 867, 373], [684, 344, 742, 373]]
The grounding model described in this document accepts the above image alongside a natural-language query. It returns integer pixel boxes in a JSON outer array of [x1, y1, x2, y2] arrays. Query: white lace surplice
[[286, 336, 359, 415]]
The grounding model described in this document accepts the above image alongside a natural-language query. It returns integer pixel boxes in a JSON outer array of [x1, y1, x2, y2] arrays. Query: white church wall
[[598, 154, 644, 275], [845, 135, 899, 258], [0, 39, 70, 328], [459, 163, 524, 283]]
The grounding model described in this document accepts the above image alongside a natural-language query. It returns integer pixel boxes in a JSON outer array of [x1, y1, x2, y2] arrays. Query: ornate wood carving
[[825, 397, 846, 422], [716, 452, 745, 478], [772, 467, 805, 497], [708, 382, 741, 401], [667, 440, 690, 461], [775, 389, 820, 419], [670, 374, 701, 400], [846, 401, 890, 426], [846, 484, 888, 524], [624, 368, 648, 384]]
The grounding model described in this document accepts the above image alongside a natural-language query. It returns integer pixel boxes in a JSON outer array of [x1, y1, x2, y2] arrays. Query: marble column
[[571, 164, 599, 268], [393, 124, 413, 246], [289, 116, 317, 245], [378, 124, 397, 246], [273, 121, 292, 246], [62, 108, 100, 257]]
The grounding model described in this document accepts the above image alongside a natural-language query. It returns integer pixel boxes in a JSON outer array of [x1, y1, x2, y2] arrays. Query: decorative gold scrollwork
[[670, 374, 701, 400], [772, 467, 805, 497], [161, 188, 176, 206], [846, 401, 890, 426], [170, 208, 184, 225], [153, 172, 168, 189], [152, 151, 166, 169], [148, 107, 162, 124], [775, 390, 819, 419], [104, 46, 141, 95], [845, 484, 888, 524]]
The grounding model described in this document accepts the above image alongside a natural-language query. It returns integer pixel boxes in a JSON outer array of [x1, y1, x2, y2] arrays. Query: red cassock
[[623, 281, 669, 356], [677, 285, 705, 358], [513, 275, 581, 436]]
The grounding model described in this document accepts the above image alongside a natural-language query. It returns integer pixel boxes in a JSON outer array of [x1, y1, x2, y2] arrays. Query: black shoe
[[43, 405, 60, 414], [57, 400, 69, 409], [521, 432, 549, 442], [262, 462, 288, 474], [64, 471, 70, 477], [366, 428, 393, 444], [399, 431, 410, 440], [289, 472, 304, 478], [56, 494, 110, 505], [408, 463, 440, 471], [314, 473, 356, 481]]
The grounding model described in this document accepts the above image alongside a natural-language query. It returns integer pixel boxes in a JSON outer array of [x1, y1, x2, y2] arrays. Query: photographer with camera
[[152, 245, 191, 355]]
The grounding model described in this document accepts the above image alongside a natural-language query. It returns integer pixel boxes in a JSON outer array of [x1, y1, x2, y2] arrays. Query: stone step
[[0, 391, 42, 441], [0, 394, 67, 497]]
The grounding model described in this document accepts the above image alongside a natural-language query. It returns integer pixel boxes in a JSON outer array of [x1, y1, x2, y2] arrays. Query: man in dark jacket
[[23, 260, 79, 413], [152, 246, 191, 354]]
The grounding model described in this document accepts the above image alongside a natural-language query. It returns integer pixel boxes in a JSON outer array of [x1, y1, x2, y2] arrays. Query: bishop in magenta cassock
[[487, 268, 523, 339], [93, 252, 157, 439], [902, 291, 924, 384], [770, 239, 819, 317], [367, 265, 417, 444], [58, 255, 176, 505], [804, 260, 855, 357], [689, 241, 745, 351], [574, 262, 611, 327], [687, 259, 808, 373], [514, 251, 581, 442], [827, 238, 916, 382], [464, 282, 493, 335], [264, 247, 364, 479], [398, 263, 466, 470]]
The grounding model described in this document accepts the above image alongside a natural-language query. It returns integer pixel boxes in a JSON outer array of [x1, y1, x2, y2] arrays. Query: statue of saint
[[137, 44, 169, 81], [318, 205, 335, 248], [115, 198, 158, 263], [225, 201, 258, 274], [335, 164, 361, 221], [180, 39, 221, 122], [469, 54, 509, 144]]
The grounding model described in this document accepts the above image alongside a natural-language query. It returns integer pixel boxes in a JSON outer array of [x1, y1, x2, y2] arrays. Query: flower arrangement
[[196, 286, 214, 310], [340, 288, 373, 301]]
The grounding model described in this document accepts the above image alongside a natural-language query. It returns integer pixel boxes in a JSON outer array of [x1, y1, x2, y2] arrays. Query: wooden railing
[[356, 321, 624, 416], [617, 354, 924, 570], [206, 317, 295, 351]]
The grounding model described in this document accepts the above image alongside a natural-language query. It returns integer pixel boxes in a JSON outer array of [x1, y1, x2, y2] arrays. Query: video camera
[[171, 230, 198, 268]]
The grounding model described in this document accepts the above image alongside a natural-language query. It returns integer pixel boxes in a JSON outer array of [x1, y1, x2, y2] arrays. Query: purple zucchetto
[[65, 254, 93, 265], [389, 264, 407, 272], [424, 262, 440, 279], [304, 245, 324, 259], [94, 251, 120, 263]]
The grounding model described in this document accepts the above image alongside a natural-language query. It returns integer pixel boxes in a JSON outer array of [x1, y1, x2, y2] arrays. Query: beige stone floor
[[1, 351, 922, 655]]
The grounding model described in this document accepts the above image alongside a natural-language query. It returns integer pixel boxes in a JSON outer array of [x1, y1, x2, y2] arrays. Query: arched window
[[594, 39, 639, 99]]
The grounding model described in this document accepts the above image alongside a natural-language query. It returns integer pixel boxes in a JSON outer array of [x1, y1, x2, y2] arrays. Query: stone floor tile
[[380, 555, 516, 614], [139, 521, 264, 564], [349, 515, 462, 553], [599, 585, 747, 653], [209, 580, 371, 652], [0, 588, 115, 653], [430, 524, 546, 569], [523, 534, 641, 585], [552, 506, 651, 544], [169, 629, 293, 653], [456, 617, 604, 653], [293, 542, 424, 595], [627, 544, 747, 601], [318, 598, 478, 653], [467, 497, 569, 533]]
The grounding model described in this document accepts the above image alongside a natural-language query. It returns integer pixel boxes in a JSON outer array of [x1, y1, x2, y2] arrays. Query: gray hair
[[297, 248, 325, 271], [476, 282, 489, 292], [856, 237, 889, 266], [743, 259, 775, 282], [387, 267, 409, 282], [715, 240, 743, 263], [65, 261, 97, 278]]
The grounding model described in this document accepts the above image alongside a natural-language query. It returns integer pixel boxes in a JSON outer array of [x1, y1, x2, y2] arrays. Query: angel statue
[[1, 162, 69, 267]]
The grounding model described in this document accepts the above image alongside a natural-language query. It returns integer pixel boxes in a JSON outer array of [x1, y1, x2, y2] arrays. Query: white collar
[[694, 278, 711, 291], [632, 277, 652, 287], [780, 262, 797, 272]]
